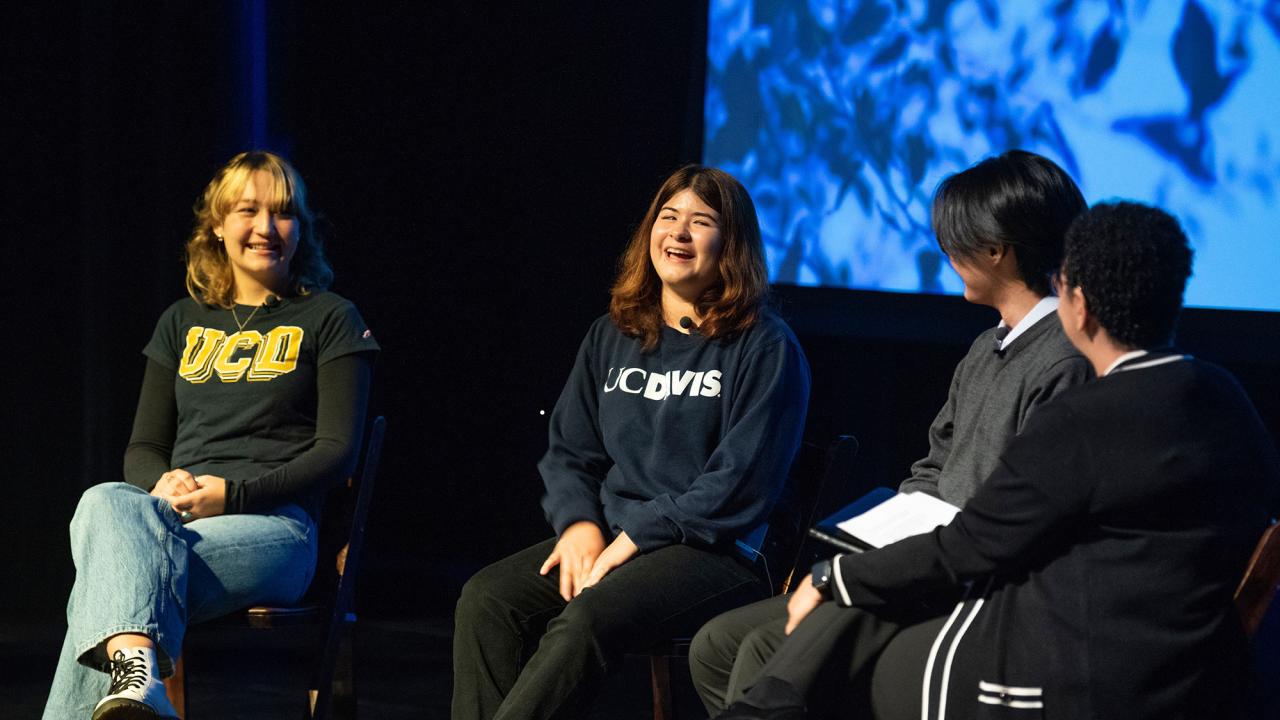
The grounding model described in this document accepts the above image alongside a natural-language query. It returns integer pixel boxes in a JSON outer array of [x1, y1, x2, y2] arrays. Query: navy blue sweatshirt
[[539, 311, 810, 553]]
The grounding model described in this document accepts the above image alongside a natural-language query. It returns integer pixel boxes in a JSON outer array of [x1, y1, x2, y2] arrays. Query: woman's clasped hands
[[539, 521, 639, 601], [150, 469, 227, 521]]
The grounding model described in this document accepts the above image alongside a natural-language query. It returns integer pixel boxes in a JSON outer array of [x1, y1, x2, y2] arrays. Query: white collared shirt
[[997, 296, 1060, 351]]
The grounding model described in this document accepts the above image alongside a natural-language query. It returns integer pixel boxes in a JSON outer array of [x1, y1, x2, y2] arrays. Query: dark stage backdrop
[[3, 1, 713, 619], [3, 3, 1277, 622]]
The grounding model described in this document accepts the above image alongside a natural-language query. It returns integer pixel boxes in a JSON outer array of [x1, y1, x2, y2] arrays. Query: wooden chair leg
[[650, 652, 674, 720], [164, 653, 187, 719]]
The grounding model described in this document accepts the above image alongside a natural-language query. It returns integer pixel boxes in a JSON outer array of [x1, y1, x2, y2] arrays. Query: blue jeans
[[42, 482, 317, 720]]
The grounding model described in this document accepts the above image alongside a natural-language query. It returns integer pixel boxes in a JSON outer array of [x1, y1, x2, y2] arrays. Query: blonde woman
[[44, 151, 378, 720]]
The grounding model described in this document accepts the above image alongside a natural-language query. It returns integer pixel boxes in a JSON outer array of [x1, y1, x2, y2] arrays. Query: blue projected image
[[703, 0, 1280, 311]]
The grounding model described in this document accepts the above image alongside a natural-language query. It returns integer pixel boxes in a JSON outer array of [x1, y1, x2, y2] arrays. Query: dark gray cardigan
[[899, 312, 1092, 505]]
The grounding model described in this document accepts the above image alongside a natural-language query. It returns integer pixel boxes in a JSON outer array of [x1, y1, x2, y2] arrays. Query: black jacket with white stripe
[[831, 352, 1280, 719]]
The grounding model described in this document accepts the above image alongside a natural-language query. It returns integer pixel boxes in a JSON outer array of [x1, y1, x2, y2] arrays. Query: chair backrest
[[331, 415, 386, 616], [298, 415, 387, 609], [306, 415, 385, 719], [761, 434, 860, 595], [187, 417, 385, 718], [1235, 520, 1280, 640]]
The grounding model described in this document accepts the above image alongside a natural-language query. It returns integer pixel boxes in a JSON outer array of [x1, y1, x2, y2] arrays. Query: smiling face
[[946, 242, 1013, 308], [948, 253, 994, 306], [213, 170, 298, 301], [649, 188, 724, 301]]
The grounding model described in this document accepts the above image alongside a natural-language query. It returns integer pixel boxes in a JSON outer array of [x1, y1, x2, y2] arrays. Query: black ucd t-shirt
[[143, 292, 379, 486]]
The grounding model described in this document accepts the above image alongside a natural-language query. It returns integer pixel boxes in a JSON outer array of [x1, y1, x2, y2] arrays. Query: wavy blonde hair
[[609, 165, 768, 351], [185, 151, 332, 308]]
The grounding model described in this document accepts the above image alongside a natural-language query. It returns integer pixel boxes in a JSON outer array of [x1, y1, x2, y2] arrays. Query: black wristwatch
[[810, 558, 834, 600]]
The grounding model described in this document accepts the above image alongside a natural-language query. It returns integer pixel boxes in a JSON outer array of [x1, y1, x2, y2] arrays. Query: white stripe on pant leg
[[936, 597, 986, 720], [920, 602, 966, 720]]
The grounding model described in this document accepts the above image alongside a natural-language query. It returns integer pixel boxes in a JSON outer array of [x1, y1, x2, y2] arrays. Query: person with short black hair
[[690, 150, 1093, 716], [933, 149, 1090, 298], [727, 201, 1280, 719]]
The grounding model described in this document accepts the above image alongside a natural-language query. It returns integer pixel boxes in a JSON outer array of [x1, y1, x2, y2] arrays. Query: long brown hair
[[609, 165, 768, 350], [185, 151, 333, 308]]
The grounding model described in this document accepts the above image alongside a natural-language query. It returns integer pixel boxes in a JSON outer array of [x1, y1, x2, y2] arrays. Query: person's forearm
[[123, 358, 178, 490], [224, 352, 372, 513]]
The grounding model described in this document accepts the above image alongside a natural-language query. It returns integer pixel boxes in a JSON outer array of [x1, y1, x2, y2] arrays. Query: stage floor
[[3, 616, 705, 719]]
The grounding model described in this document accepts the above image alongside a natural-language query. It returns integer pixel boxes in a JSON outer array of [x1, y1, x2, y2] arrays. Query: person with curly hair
[[451, 165, 810, 720], [725, 201, 1280, 719], [43, 151, 378, 720]]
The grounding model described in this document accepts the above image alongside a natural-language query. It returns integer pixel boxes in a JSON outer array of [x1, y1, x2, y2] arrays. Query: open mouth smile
[[664, 248, 695, 262], [244, 241, 282, 257]]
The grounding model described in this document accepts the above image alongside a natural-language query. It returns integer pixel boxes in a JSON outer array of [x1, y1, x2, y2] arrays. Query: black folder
[[807, 486, 897, 553]]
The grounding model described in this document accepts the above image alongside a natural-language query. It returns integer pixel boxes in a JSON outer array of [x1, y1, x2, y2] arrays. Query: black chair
[[164, 415, 387, 720], [648, 434, 861, 720]]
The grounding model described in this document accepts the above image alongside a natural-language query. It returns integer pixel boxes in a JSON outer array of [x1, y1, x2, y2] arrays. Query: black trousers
[[451, 537, 767, 720], [867, 614, 950, 720], [691, 593, 951, 718], [690, 593, 791, 713]]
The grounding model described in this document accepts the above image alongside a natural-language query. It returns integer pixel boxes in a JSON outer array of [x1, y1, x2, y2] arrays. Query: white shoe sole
[[92, 696, 177, 720]]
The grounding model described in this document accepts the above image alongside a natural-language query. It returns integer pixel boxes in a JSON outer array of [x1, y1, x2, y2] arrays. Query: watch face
[[811, 560, 835, 600], [812, 560, 831, 587]]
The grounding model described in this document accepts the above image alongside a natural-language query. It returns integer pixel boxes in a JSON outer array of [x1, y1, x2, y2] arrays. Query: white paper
[[835, 491, 961, 549]]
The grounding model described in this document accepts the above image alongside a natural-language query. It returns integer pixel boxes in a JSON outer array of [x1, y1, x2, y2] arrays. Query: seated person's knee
[[690, 609, 737, 672]]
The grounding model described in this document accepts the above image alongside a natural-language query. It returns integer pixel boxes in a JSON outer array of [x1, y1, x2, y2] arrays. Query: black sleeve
[[830, 402, 1093, 608], [539, 326, 612, 535], [224, 352, 374, 513], [123, 358, 178, 491]]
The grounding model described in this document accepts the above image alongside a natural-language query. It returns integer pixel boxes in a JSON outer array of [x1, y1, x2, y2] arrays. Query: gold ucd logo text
[[178, 326, 303, 383]]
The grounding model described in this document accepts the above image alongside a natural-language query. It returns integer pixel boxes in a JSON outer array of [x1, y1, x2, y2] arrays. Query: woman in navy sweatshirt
[[452, 165, 811, 720]]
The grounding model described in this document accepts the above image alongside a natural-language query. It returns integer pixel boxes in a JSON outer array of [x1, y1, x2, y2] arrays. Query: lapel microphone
[[993, 325, 1011, 353], [679, 316, 700, 334]]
